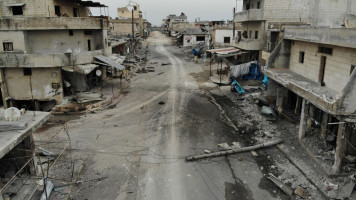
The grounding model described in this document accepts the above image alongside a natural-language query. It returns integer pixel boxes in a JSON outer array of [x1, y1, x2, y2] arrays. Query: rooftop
[[0, 111, 50, 159]]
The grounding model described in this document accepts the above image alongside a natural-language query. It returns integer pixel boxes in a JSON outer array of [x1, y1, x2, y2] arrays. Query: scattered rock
[[251, 150, 258, 157], [204, 150, 211, 154], [295, 186, 308, 199], [218, 143, 231, 150], [238, 157, 243, 161]]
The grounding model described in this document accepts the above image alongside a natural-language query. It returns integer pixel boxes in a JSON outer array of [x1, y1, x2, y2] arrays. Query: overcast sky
[[91, 0, 243, 26]]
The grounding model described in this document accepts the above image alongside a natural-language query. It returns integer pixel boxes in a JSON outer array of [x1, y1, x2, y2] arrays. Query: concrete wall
[[183, 34, 210, 47], [171, 22, 194, 32], [4, 67, 63, 103], [263, 0, 311, 23], [0, 31, 26, 52], [289, 41, 356, 92], [111, 21, 139, 37], [214, 29, 238, 46], [314, 0, 356, 28], [117, 5, 140, 19], [0, 0, 89, 17], [25, 30, 105, 54]]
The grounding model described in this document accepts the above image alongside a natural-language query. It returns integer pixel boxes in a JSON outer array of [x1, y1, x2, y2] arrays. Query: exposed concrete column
[[332, 123, 346, 174], [101, 66, 107, 80], [295, 96, 301, 114], [320, 113, 329, 139], [298, 99, 309, 139], [276, 87, 284, 109], [0, 69, 9, 109]]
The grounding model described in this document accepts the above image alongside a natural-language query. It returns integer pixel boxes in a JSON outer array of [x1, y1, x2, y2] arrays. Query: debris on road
[[251, 150, 258, 157], [294, 186, 308, 198], [186, 139, 283, 161], [218, 143, 232, 150], [40, 179, 54, 200], [267, 173, 293, 196], [156, 72, 165, 76], [204, 150, 211, 154]]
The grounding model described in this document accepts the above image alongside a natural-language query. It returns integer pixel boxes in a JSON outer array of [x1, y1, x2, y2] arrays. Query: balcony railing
[[234, 9, 263, 23], [0, 17, 110, 31]]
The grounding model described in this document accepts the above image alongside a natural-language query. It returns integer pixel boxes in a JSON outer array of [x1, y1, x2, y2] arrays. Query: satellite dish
[[5, 107, 21, 121], [96, 69, 102, 77]]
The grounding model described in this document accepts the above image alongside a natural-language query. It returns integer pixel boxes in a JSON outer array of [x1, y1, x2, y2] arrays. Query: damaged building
[[233, 0, 355, 64], [265, 26, 356, 174], [0, 0, 119, 111], [176, 28, 211, 47]]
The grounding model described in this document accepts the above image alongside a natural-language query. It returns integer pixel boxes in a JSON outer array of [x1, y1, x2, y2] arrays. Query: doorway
[[319, 56, 327, 84], [87, 40, 91, 51]]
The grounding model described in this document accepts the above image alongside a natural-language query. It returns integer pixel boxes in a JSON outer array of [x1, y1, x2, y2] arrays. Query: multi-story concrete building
[[115, 2, 144, 37], [0, 0, 112, 110], [263, 0, 356, 174], [163, 13, 188, 35], [233, 0, 355, 63]]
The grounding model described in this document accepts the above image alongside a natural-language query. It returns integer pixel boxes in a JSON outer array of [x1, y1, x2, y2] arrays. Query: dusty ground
[[34, 32, 325, 200]]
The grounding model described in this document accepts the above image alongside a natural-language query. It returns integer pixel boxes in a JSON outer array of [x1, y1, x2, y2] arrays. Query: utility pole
[[131, 9, 135, 57], [233, 7, 236, 38]]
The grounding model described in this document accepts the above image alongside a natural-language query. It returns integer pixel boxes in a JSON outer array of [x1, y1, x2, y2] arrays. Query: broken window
[[257, 2, 261, 9], [318, 46, 333, 55], [12, 6, 23, 15], [3, 42, 13, 52], [299, 51, 305, 64], [55, 6, 61, 16], [23, 68, 32, 76], [351, 65, 355, 75], [196, 36, 205, 42], [255, 31, 258, 39], [224, 37, 231, 44], [246, 3, 250, 10], [73, 8, 79, 17], [84, 31, 93, 35], [69, 30, 74, 36]]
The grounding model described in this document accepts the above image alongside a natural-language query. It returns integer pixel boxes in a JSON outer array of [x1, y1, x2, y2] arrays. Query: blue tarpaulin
[[232, 80, 245, 94], [243, 63, 262, 80], [262, 75, 268, 90]]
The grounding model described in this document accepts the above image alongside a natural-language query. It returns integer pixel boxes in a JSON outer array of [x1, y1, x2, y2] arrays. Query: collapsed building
[[0, 0, 124, 111]]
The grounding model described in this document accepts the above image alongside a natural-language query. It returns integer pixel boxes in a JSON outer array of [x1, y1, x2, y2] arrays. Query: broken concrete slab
[[267, 173, 293, 196]]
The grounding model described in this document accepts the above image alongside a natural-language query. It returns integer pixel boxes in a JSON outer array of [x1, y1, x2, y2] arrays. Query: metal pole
[[209, 56, 212, 77], [132, 9, 135, 57], [220, 59, 222, 84]]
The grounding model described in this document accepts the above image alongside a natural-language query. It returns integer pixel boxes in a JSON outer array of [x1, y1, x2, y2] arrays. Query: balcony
[[0, 47, 111, 68], [0, 17, 110, 31], [234, 9, 263, 23], [234, 38, 263, 51]]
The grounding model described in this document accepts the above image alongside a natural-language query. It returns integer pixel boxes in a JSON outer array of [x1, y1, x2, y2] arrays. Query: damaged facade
[[233, 0, 355, 64], [266, 26, 356, 174], [0, 0, 117, 111]]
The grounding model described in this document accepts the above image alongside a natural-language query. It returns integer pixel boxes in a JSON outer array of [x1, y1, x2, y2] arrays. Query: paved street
[[37, 32, 320, 200]]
